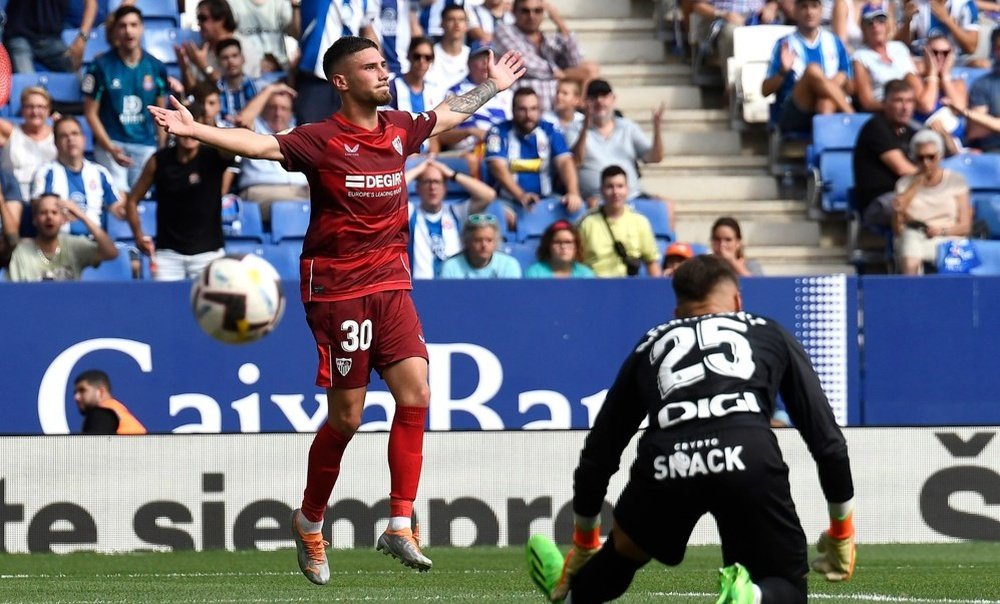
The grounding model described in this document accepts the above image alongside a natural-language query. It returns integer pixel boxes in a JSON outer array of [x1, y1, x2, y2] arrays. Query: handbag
[[600, 208, 641, 277]]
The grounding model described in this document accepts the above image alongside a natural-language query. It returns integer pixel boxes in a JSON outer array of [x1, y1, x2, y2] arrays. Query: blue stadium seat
[[971, 193, 1000, 239], [501, 240, 538, 272], [256, 71, 288, 86], [631, 198, 674, 242], [514, 198, 586, 242], [5, 72, 83, 117], [270, 199, 311, 243], [222, 199, 266, 242], [805, 113, 872, 213], [483, 199, 512, 242], [225, 240, 267, 258], [107, 0, 181, 26], [941, 153, 1000, 192], [65, 0, 110, 30], [80, 243, 135, 281], [143, 24, 200, 66], [953, 66, 990, 88], [105, 201, 156, 242], [262, 241, 302, 280], [970, 240, 1000, 275]]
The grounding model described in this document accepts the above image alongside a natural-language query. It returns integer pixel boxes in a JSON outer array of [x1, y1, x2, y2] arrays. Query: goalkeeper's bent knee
[[566, 533, 643, 604]]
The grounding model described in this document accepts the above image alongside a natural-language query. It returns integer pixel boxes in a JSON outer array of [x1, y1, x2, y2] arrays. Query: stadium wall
[[1, 427, 997, 553], [1, 276, 998, 433]]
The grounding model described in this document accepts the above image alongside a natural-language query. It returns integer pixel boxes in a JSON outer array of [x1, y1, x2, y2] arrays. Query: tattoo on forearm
[[445, 80, 498, 114]]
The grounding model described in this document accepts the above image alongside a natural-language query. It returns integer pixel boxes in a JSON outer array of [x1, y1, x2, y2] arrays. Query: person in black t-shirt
[[527, 255, 856, 604], [125, 103, 233, 280], [853, 79, 919, 227]]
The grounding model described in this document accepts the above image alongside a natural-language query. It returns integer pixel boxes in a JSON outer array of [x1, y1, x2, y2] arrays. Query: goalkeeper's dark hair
[[74, 369, 113, 392], [671, 255, 738, 305], [322, 36, 379, 81]]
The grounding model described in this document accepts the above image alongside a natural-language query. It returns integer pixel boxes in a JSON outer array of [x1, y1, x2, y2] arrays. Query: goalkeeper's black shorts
[[613, 423, 808, 583]]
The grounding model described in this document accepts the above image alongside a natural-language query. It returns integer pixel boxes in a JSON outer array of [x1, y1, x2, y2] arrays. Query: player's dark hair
[[672, 255, 738, 305], [323, 36, 379, 81], [215, 37, 243, 58], [883, 79, 912, 98], [112, 4, 143, 24], [74, 369, 112, 392], [197, 0, 238, 32], [600, 164, 627, 184]]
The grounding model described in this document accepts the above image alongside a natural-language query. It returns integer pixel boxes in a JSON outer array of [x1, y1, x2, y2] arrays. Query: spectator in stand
[[438, 44, 512, 154], [897, 0, 983, 66], [73, 370, 147, 435], [388, 37, 447, 153], [468, 0, 515, 45], [376, 0, 421, 77], [524, 219, 595, 278], [82, 5, 169, 193], [177, 0, 239, 93], [404, 156, 496, 279], [191, 80, 227, 128], [854, 79, 919, 227], [418, 0, 464, 39], [544, 78, 584, 139], [294, 0, 378, 124], [660, 241, 695, 276], [568, 79, 668, 216], [691, 0, 783, 85], [0, 174, 21, 269], [440, 213, 522, 278], [914, 33, 966, 154], [578, 165, 662, 278], [2, 0, 97, 73], [0, 87, 57, 209], [762, 0, 854, 133], [31, 116, 123, 236], [832, 0, 870, 51], [892, 128, 972, 274], [232, 83, 310, 221], [486, 88, 582, 216], [126, 105, 231, 281], [6, 193, 118, 281], [216, 38, 260, 125], [228, 0, 301, 77], [852, 5, 922, 112], [959, 29, 1000, 151], [711, 216, 763, 276], [494, 0, 599, 111], [426, 5, 472, 90]]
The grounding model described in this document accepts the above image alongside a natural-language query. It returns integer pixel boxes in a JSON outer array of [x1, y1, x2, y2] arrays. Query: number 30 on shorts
[[340, 319, 373, 352]]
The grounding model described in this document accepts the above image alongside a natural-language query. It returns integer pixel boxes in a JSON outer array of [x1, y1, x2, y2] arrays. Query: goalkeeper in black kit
[[527, 255, 856, 604]]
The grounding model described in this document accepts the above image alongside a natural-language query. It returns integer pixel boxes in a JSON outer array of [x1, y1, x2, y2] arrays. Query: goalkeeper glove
[[551, 525, 601, 601], [811, 530, 856, 581]]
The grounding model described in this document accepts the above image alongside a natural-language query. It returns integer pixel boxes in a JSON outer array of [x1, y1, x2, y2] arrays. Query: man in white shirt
[[426, 4, 471, 89]]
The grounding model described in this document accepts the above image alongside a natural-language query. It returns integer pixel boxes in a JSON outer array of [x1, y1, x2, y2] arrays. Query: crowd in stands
[[9, 0, 994, 282]]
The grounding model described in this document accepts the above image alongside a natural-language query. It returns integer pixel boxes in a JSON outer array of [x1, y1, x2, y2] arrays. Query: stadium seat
[[514, 198, 586, 242], [483, 199, 512, 242], [970, 240, 1000, 275], [5, 72, 83, 117], [952, 66, 990, 88], [105, 201, 156, 242], [222, 199, 266, 242], [631, 198, 675, 242], [225, 240, 267, 258], [143, 23, 200, 66], [270, 199, 310, 243], [805, 113, 872, 214], [107, 0, 181, 26], [728, 25, 795, 127], [501, 240, 538, 273], [941, 153, 1000, 192], [80, 243, 135, 281], [972, 193, 1000, 239], [262, 241, 302, 280], [256, 71, 288, 86]]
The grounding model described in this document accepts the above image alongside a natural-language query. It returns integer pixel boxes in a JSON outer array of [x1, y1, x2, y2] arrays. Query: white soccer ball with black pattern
[[191, 254, 286, 344]]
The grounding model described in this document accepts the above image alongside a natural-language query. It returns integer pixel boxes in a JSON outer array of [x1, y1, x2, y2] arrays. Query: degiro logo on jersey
[[345, 172, 403, 189]]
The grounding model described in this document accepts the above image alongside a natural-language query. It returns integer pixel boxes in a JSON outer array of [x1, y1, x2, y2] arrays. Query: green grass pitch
[[1, 543, 999, 603]]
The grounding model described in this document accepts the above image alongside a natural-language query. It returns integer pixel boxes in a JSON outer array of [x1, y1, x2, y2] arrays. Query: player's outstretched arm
[[430, 50, 525, 136], [147, 97, 283, 161]]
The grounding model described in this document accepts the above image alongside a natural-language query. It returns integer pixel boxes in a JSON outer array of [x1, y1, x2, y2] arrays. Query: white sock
[[296, 513, 322, 534], [388, 516, 411, 531]]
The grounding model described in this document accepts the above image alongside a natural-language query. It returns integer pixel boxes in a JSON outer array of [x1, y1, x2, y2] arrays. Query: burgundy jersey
[[275, 110, 437, 302]]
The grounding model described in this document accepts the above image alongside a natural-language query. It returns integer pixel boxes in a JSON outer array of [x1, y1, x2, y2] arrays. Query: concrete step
[[676, 220, 820, 247], [673, 199, 808, 219], [549, 0, 650, 19], [654, 131, 742, 156], [644, 174, 779, 201], [602, 62, 694, 87], [575, 37, 668, 64], [611, 85, 703, 111], [653, 155, 768, 171]]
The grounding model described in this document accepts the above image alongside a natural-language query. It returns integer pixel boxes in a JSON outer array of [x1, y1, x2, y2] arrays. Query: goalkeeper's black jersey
[[573, 311, 852, 515]]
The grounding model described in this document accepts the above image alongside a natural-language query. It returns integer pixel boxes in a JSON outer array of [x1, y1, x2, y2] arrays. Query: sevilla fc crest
[[392, 135, 403, 156], [336, 358, 352, 376]]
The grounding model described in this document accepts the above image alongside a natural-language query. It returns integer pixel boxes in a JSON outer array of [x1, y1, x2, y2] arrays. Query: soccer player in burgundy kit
[[150, 36, 525, 585]]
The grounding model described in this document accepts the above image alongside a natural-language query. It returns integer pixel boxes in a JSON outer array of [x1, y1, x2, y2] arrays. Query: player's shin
[[301, 423, 352, 523], [563, 533, 642, 604]]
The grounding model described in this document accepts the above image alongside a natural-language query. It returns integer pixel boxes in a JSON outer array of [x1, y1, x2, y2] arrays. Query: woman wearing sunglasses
[[525, 219, 594, 278], [913, 32, 965, 155], [891, 128, 972, 274]]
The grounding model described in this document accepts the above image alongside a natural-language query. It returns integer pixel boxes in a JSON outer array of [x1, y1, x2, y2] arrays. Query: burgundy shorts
[[304, 289, 428, 389]]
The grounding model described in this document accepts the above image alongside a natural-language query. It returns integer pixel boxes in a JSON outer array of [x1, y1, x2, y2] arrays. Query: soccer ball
[[191, 254, 286, 344]]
